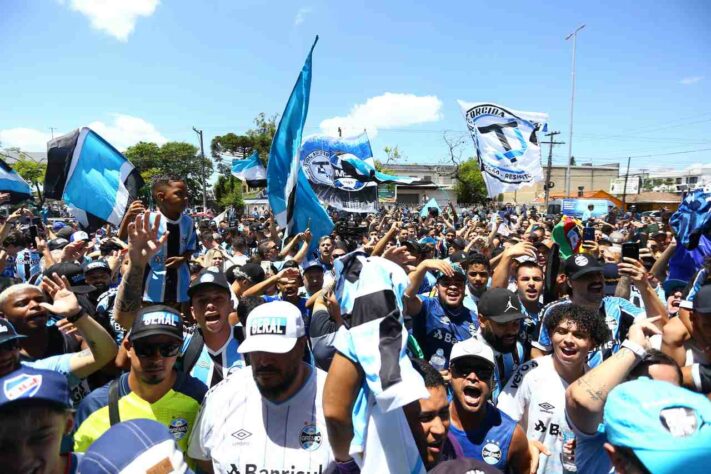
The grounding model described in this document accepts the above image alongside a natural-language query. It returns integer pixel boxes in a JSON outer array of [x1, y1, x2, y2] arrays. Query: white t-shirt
[[187, 364, 335, 474], [497, 355, 583, 474]]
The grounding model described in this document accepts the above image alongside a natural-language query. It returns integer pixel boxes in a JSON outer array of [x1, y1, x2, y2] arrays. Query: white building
[[634, 164, 711, 193]]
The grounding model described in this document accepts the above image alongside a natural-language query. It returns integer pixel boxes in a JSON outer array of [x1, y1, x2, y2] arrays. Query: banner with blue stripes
[[299, 132, 380, 212], [231, 151, 267, 187], [44, 127, 144, 232], [0, 159, 32, 204]]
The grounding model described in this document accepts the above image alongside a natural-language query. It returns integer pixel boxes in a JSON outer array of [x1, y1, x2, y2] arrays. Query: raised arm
[[618, 257, 668, 326], [566, 319, 660, 434], [404, 259, 452, 316], [114, 212, 167, 329], [41, 274, 118, 378], [242, 267, 300, 298], [491, 241, 536, 289]]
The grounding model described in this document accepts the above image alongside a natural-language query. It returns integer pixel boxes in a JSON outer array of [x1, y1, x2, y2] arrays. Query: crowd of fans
[[0, 174, 708, 474]]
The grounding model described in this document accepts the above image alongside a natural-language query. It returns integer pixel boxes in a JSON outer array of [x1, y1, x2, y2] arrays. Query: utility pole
[[541, 131, 564, 212], [622, 156, 631, 209], [565, 24, 586, 198], [192, 127, 207, 211], [49, 127, 56, 139], [338, 127, 342, 138]]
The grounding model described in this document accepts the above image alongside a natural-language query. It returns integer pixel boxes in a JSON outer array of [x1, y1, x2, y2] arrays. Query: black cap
[[450, 250, 471, 266], [232, 263, 265, 285], [478, 288, 525, 323], [188, 267, 231, 298], [129, 305, 183, 342], [693, 285, 711, 314], [48, 238, 69, 251], [55, 227, 74, 240], [83, 260, 111, 275], [564, 254, 604, 281], [44, 262, 96, 294], [401, 239, 421, 255], [0, 319, 26, 345]]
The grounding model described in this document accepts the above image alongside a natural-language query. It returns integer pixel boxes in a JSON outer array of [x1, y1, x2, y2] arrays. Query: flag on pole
[[44, 127, 144, 232], [267, 36, 333, 256], [0, 159, 32, 203], [230, 151, 267, 187], [458, 101, 548, 198]]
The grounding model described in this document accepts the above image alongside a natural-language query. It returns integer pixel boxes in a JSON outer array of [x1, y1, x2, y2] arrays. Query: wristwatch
[[66, 310, 86, 324], [621, 339, 647, 361]]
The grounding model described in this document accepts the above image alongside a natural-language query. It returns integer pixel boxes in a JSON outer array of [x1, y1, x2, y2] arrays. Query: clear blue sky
[[1, 0, 709, 173]]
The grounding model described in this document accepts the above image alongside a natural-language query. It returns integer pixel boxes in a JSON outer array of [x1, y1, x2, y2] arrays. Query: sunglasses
[[451, 360, 494, 381], [0, 339, 19, 352], [133, 342, 181, 358]]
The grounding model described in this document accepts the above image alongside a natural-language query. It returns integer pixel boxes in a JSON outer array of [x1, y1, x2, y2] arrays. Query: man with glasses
[[73, 305, 207, 456], [443, 337, 531, 473]]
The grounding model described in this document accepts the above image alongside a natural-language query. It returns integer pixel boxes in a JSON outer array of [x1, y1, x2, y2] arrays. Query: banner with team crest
[[299, 132, 378, 213], [458, 101, 548, 198]]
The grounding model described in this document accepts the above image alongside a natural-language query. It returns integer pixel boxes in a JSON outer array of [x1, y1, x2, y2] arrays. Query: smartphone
[[29, 225, 38, 248], [621, 242, 639, 261], [583, 227, 595, 242]]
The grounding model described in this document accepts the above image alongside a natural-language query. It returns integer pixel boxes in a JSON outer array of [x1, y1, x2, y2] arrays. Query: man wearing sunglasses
[[73, 305, 207, 456], [444, 337, 531, 473]]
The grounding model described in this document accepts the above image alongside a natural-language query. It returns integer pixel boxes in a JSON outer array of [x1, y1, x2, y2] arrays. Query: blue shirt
[[180, 327, 245, 389], [489, 339, 526, 403], [444, 404, 517, 472], [413, 296, 478, 365], [143, 212, 197, 303], [534, 297, 645, 367]]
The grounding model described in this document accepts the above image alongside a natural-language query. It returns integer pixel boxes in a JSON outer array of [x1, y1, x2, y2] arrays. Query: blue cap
[[604, 378, 711, 474], [433, 259, 466, 281], [0, 366, 71, 409], [301, 259, 323, 273], [52, 221, 66, 231], [0, 319, 26, 345], [78, 419, 194, 474]]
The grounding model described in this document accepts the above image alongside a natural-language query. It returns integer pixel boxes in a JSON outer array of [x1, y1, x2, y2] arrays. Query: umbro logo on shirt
[[538, 402, 555, 414], [232, 429, 252, 441]]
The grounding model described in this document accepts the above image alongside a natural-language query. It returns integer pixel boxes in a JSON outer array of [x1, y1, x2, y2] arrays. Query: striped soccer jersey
[[181, 328, 246, 389], [143, 211, 197, 303]]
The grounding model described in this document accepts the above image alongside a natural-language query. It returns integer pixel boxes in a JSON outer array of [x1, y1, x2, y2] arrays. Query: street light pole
[[565, 24, 585, 198], [192, 126, 207, 211]]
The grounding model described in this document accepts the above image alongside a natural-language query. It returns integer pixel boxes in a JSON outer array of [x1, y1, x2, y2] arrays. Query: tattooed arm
[[565, 319, 661, 434], [114, 211, 168, 330], [40, 274, 118, 378]]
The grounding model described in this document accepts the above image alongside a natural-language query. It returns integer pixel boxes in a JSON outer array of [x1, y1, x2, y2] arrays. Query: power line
[[575, 147, 711, 161]]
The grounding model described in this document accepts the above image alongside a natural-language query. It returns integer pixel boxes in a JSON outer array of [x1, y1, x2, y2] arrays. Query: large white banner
[[458, 101, 548, 198]]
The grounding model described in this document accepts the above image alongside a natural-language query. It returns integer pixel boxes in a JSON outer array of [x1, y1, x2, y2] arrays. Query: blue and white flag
[[0, 159, 32, 204], [300, 132, 378, 213], [458, 101, 548, 198], [44, 127, 144, 232], [420, 197, 441, 218], [231, 151, 267, 187], [339, 155, 417, 186], [267, 36, 333, 256]]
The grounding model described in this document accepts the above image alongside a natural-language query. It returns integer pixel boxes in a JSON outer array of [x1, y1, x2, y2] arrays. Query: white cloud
[[680, 76, 702, 85], [0, 128, 52, 152], [0, 114, 167, 152], [63, 0, 160, 41], [320, 92, 443, 138], [294, 7, 311, 26]]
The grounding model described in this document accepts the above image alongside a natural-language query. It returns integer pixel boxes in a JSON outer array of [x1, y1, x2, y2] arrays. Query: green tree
[[383, 145, 403, 165], [213, 175, 244, 210], [211, 113, 278, 175], [124, 141, 212, 203], [13, 156, 46, 204], [454, 158, 488, 204]]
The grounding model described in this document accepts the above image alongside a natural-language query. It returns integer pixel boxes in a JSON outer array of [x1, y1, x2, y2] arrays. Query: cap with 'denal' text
[[129, 305, 183, 342], [238, 301, 305, 354]]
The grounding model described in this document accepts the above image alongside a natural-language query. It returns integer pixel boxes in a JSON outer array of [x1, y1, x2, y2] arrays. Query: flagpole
[[565, 24, 585, 198]]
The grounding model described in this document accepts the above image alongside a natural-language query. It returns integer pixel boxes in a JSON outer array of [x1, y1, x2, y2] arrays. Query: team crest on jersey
[[659, 407, 699, 437], [169, 418, 189, 440], [481, 440, 502, 465], [299, 424, 323, 451], [440, 315, 451, 325], [3, 373, 42, 400]]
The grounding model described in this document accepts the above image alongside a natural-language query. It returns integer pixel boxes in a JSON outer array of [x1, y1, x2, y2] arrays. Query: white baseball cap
[[237, 301, 305, 354], [449, 337, 495, 368]]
